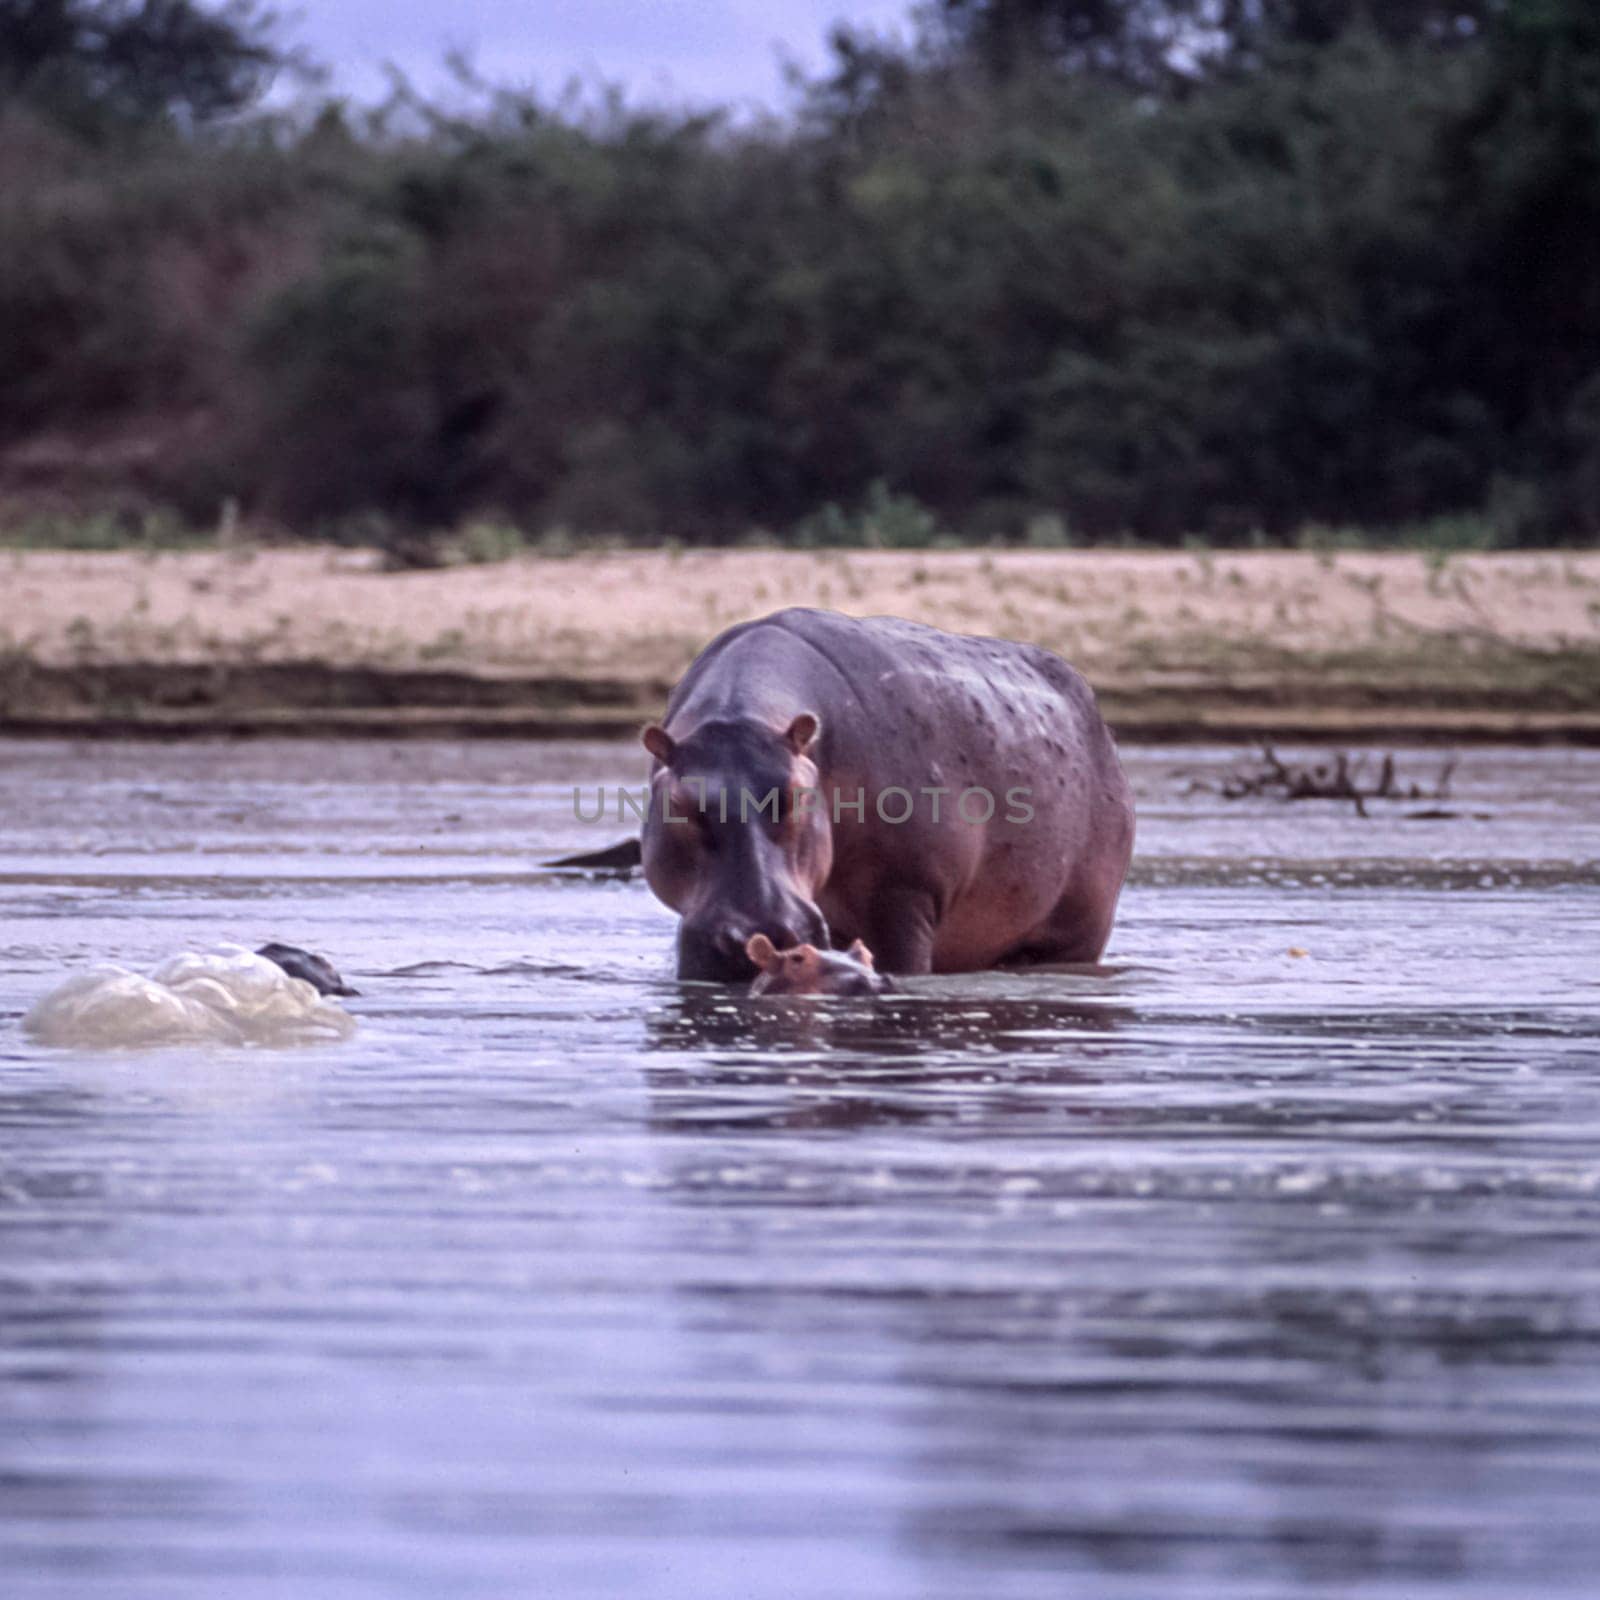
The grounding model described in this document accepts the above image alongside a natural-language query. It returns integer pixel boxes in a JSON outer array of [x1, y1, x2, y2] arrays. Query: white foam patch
[[24, 945, 358, 1049]]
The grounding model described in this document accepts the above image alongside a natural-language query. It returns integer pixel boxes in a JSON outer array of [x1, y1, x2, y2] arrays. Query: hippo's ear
[[783, 712, 821, 757], [641, 723, 676, 765], [846, 939, 875, 968], [745, 933, 779, 970]]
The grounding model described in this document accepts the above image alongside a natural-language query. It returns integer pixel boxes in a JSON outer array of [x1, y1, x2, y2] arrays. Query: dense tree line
[[1, 0, 1596, 543], [0, 0, 297, 132]]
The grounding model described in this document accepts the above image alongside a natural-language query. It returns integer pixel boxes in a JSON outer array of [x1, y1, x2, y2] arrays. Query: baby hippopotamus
[[745, 934, 893, 998], [256, 943, 360, 997]]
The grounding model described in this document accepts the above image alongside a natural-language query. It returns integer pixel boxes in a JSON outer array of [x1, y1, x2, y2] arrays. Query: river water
[[2, 739, 1597, 1600]]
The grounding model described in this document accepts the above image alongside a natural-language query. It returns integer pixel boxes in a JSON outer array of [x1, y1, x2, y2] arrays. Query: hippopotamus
[[256, 943, 359, 997], [746, 933, 893, 997], [639, 607, 1134, 981]]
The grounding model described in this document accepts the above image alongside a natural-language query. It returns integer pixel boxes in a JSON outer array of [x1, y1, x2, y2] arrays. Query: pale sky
[[284, 0, 919, 112]]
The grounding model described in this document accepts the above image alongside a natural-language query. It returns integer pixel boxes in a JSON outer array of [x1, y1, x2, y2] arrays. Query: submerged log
[[1202, 747, 1459, 817]]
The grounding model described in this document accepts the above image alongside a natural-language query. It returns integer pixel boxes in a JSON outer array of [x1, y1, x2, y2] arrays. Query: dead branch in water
[[1194, 747, 1458, 818]]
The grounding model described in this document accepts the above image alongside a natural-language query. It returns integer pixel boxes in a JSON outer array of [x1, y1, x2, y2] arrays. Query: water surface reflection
[[2, 740, 1598, 1599]]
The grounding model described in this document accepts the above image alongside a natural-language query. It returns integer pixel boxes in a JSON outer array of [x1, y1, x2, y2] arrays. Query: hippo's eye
[[670, 796, 714, 845]]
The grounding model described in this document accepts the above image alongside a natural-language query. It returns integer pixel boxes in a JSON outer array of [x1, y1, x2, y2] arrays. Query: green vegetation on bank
[[2, 1, 1598, 552]]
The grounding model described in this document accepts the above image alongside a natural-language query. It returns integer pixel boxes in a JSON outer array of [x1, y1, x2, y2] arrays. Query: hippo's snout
[[746, 934, 892, 998], [678, 905, 830, 984], [677, 924, 758, 983]]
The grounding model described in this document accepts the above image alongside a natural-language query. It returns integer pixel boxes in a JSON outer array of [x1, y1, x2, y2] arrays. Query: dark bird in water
[[257, 944, 360, 997]]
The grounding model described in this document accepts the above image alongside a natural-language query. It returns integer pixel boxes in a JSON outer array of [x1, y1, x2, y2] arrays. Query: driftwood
[[1195, 747, 1458, 818], [543, 837, 643, 874]]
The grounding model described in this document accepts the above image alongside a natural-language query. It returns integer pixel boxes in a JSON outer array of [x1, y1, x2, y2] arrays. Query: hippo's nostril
[[678, 924, 758, 983]]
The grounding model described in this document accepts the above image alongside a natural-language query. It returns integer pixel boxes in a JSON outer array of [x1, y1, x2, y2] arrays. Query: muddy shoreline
[[5, 659, 1596, 743], [4, 546, 1597, 741]]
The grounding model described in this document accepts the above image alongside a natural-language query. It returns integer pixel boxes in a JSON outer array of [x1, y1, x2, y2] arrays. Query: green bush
[[2, 1, 1599, 545]]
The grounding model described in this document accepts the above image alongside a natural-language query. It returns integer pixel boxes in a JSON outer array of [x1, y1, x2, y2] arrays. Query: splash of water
[[23, 945, 358, 1049]]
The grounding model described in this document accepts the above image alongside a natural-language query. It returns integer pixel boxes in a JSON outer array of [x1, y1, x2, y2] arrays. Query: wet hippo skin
[[746, 933, 893, 997], [639, 608, 1136, 982], [256, 943, 360, 997]]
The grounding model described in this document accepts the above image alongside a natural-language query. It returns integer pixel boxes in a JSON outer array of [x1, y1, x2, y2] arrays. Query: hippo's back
[[753, 607, 1117, 767]]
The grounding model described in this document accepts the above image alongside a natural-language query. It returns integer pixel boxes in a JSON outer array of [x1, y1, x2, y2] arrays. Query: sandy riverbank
[[2, 545, 1597, 740]]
